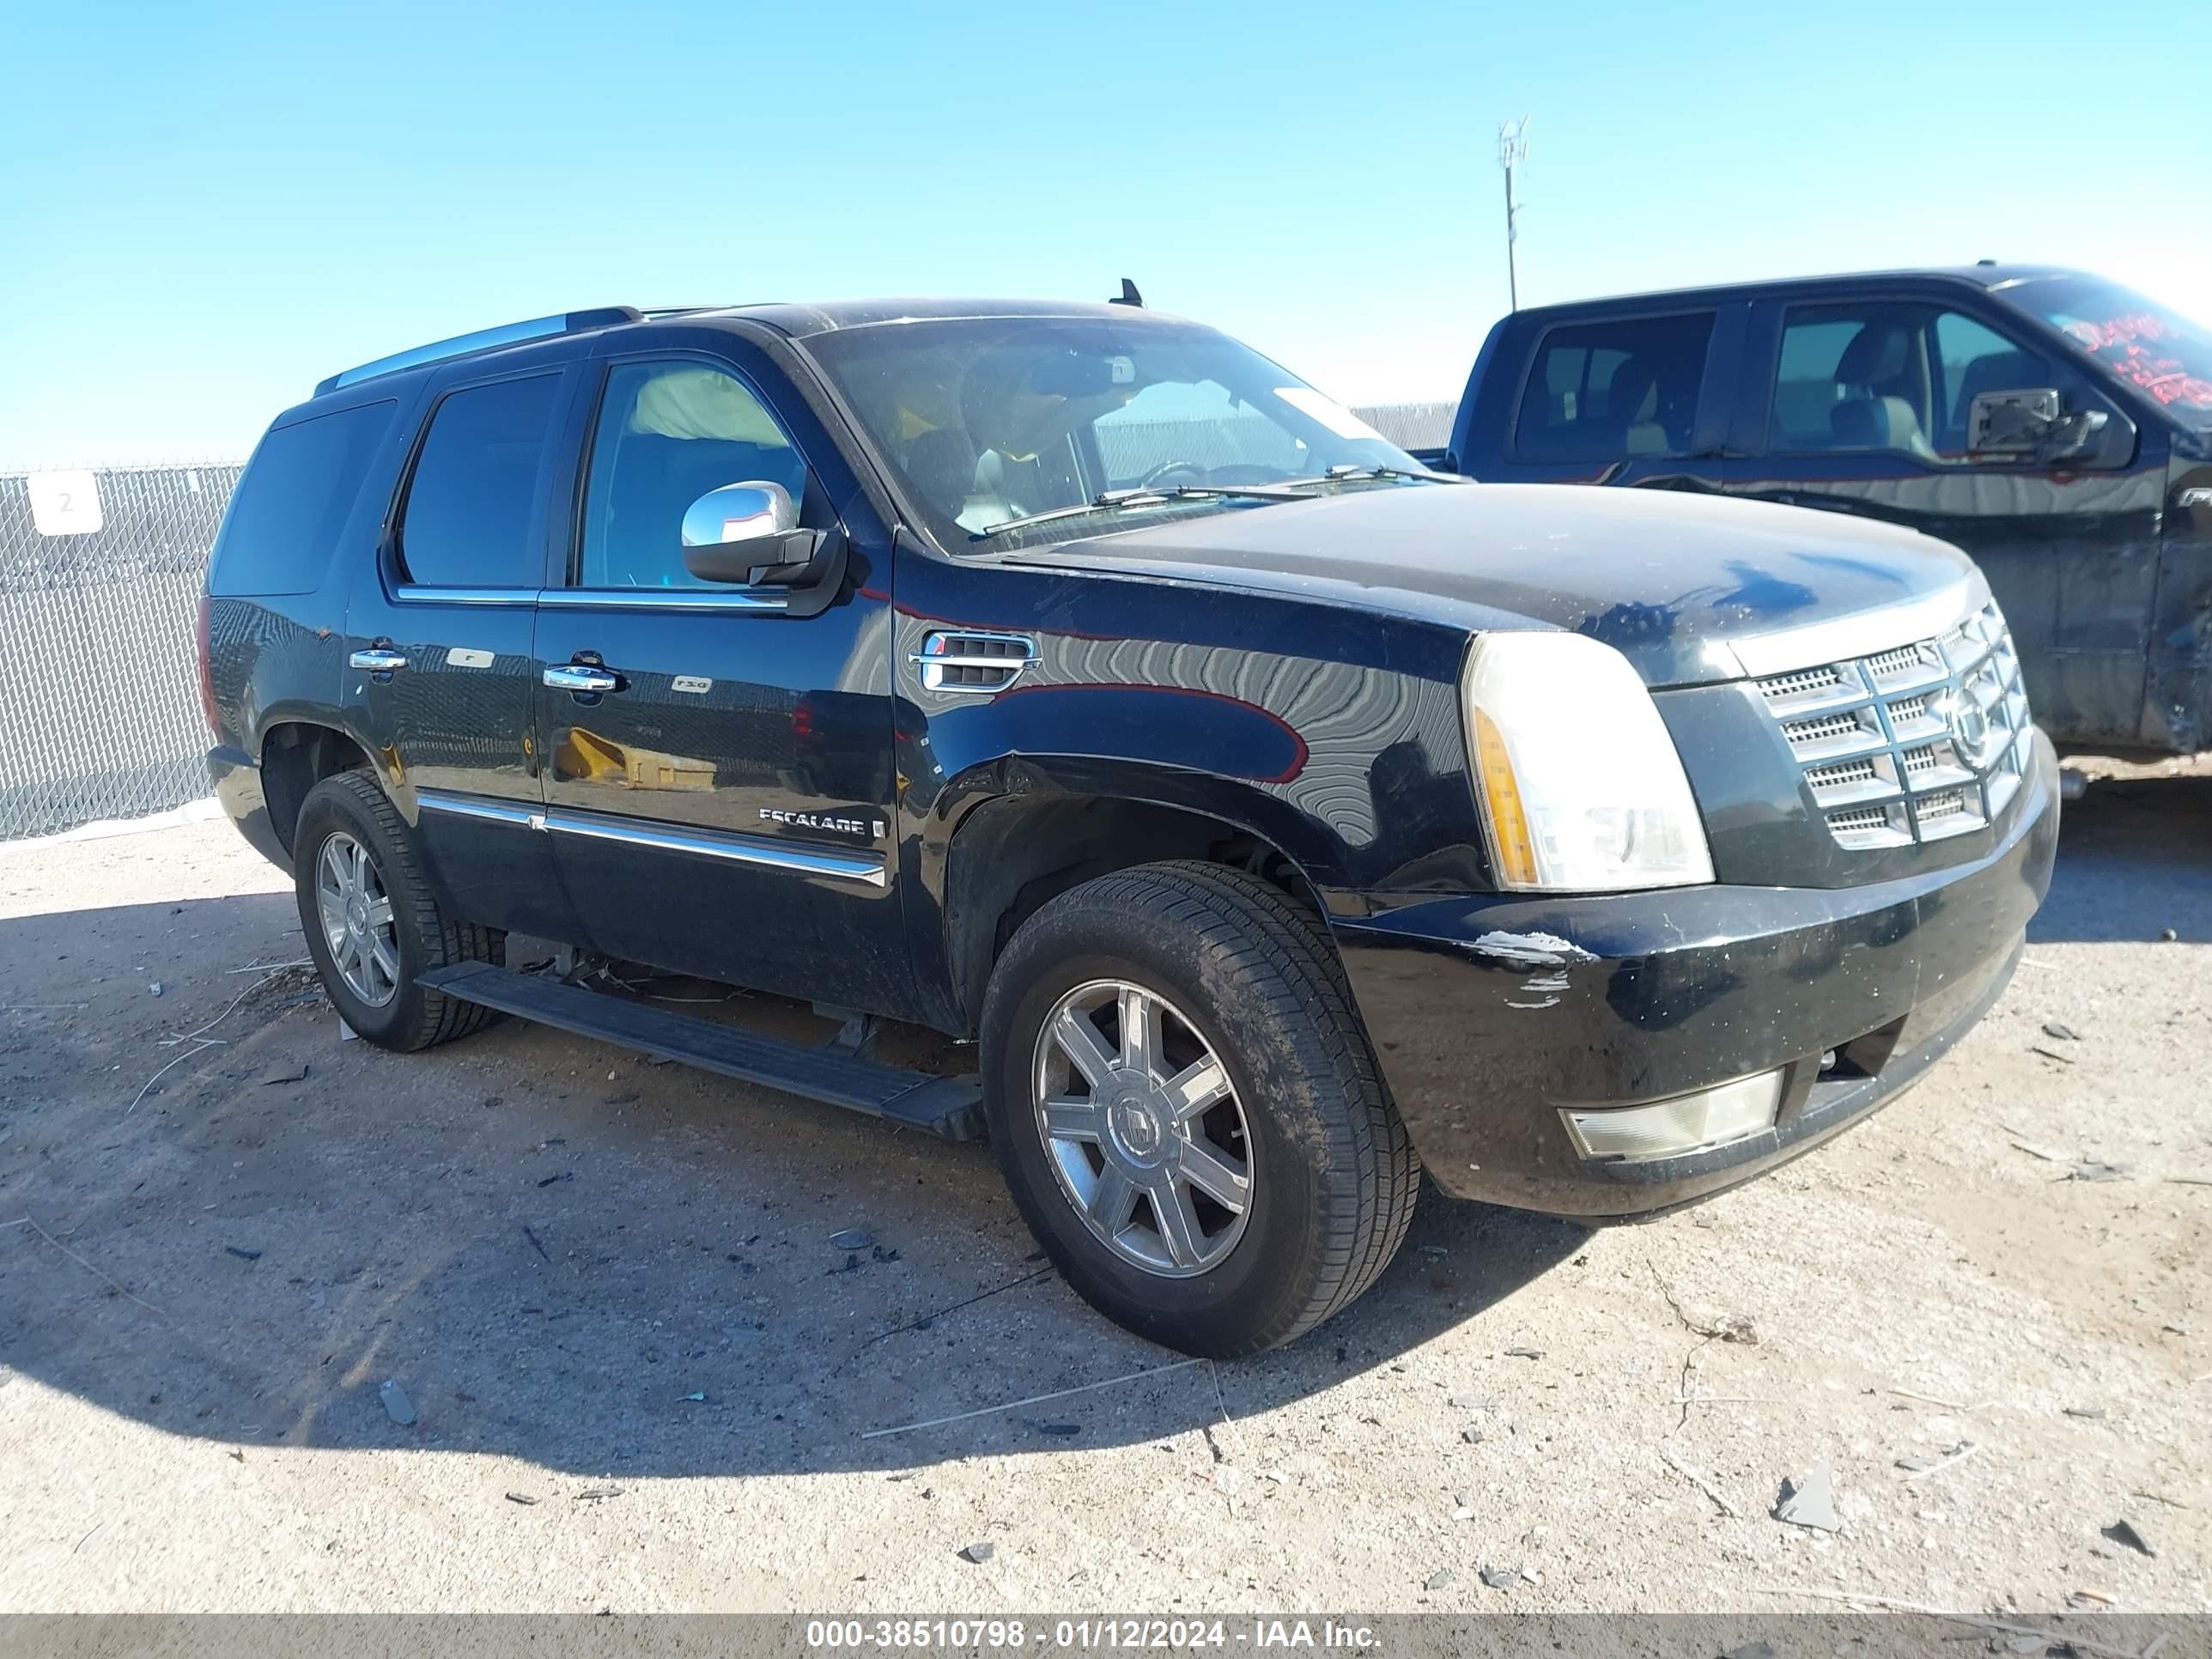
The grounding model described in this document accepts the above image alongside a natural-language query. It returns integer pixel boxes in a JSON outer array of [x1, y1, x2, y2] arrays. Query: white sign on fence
[[27, 470, 104, 537]]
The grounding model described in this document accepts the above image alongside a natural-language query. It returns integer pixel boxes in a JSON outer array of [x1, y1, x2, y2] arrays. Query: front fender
[[885, 556, 1493, 1032]]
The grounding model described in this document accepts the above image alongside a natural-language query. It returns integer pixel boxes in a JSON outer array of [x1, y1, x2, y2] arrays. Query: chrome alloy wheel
[[314, 831, 400, 1007], [1030, 979, 1255, 1277]]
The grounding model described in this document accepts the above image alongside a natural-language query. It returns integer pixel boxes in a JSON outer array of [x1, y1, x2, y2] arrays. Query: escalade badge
[[1936, 690, 1996, 770], [760, 807, 886, 839]]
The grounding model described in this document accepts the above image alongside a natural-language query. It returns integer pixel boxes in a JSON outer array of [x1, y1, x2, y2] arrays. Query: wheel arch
[[258, 718, 377, 855], [929, 768, 1340, 1037]]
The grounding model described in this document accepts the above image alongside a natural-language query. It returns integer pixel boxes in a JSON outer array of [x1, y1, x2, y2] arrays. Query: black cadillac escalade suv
[[201, 297, 2058, 1356]]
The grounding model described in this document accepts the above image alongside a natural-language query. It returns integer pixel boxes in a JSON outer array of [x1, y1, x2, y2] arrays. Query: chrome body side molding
[[392, 584, 788, 614], [416, 790, 886, 887]]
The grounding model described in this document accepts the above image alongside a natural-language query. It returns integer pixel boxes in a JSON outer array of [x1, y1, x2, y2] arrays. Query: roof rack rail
[[314, 307, 641, 396]]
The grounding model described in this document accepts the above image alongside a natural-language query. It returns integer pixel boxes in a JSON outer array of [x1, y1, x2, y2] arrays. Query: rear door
[[343, 356, 580, 939], [528, 332, 911, 1016], [1726, 290, 2162, 746]]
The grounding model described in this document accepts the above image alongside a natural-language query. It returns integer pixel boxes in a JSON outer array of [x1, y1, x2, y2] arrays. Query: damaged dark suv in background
[[1435, 266, 2212, 757], [202, 296, 2057, 1356]]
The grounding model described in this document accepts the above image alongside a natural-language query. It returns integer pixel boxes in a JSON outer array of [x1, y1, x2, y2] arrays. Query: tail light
[[195, 593, 222, 738]]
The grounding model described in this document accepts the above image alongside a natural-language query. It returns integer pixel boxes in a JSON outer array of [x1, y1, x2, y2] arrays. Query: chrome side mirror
[[1966, 389, 2117, 466], [680, 480, 802, 583], [1966, 388, 2063, 453], [677, 479, 846, 596]]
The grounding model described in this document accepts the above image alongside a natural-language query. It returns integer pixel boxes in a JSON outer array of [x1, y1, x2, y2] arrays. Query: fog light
[[1561, 1070, 1784, 1162]]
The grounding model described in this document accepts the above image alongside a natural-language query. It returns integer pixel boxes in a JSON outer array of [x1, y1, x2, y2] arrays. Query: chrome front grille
[[1755, 600, 2033, 850]]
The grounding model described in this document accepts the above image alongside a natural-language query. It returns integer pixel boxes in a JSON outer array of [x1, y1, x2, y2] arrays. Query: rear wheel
[[981, 861, 1417, 1357], [292, 770, 503, 1051]]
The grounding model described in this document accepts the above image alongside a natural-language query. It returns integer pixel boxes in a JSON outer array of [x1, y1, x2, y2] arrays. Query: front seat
[[902, 427, 982, 526], [1829, 324, 1937, 459], [1603, 357, 1669, 455]]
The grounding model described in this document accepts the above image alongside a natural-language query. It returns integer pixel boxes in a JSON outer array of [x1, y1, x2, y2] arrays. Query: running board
[[417, 963, 984, 1142]]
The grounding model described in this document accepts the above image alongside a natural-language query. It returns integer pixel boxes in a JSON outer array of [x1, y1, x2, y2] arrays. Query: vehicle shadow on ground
[[5, 775, 2197, 1482], [0, 890, 1583, 1483], [2030, 773, 2212, 945]]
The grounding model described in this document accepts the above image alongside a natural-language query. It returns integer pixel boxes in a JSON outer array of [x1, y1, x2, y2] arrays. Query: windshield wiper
[[1281, 464, 1468, 489], [970, 483, 1312, 540]]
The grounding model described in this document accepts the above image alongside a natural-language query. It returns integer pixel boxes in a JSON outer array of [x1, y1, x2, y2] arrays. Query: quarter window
[[1515, 313, 1714, 462], [210, 400, 395, 596], [576, 362, 811, 589], [398, 374, 562, 588]]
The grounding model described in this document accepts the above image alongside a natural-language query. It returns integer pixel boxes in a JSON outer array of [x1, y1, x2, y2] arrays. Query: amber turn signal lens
[[1472, 706, 1538, 889]]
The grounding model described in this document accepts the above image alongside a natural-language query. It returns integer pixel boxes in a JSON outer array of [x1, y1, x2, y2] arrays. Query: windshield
[[1997, 276, 2212, 417], [800, 314, 1427, 547]]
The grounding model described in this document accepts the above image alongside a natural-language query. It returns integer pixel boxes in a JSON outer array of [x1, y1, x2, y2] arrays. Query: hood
[[1006, 483, 1984, 687]]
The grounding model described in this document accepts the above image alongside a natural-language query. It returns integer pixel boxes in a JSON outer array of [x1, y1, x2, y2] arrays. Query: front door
[[531, 344, 911, 1016], [1725, 294, 2165, 748]]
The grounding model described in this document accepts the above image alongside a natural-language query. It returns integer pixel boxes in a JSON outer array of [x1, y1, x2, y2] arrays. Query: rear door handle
[[348, 647, 408, 673], [544, 664, 619, 694]]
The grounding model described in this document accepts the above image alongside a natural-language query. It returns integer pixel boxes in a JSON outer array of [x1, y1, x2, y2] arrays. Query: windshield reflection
[[802, 316, 1430, 548], [2002, 277, 2212, 415]]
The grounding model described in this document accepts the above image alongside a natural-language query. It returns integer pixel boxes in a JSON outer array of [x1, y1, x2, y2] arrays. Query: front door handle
[[348, 647, 409, 674], [544, 663, 619, 694]]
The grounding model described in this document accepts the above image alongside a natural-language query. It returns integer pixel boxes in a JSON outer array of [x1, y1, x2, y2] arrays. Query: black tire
[[292, 770, 504, 1052], [980, 861, 1418, 1357]]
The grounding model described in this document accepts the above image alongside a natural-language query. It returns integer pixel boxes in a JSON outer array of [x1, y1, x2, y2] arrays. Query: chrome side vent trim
[[910, 630, 1038, 694]]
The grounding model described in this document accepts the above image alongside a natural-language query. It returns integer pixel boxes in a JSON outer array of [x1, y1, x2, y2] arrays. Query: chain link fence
[[0, 402, 1455, 844], [0, 464, 244, 841]]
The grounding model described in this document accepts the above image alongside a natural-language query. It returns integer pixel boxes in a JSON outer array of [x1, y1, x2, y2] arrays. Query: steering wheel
[[1137, 459, 1206, 489]]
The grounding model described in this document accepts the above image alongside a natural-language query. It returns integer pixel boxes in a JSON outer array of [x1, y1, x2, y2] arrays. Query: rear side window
[[398, 374, 562, 587], [208, 400, 396, 596], [1514, 313, 1714, 462]]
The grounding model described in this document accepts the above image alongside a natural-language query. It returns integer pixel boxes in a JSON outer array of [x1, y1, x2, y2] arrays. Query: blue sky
[[3, 0, 2205, 467]]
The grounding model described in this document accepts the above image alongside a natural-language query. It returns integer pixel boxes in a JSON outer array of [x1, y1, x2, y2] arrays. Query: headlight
[[1462, 631, 1714, 892]]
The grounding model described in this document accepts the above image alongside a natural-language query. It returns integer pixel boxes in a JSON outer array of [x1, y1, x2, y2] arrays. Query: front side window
[[801, 315, 1423, 549], [1771, 302, 2074, 460], [1514, 313, 1714, 462], [1996, 275, 2212, 417], [575, 362, 811, 588], [398, 374, 562, 587]]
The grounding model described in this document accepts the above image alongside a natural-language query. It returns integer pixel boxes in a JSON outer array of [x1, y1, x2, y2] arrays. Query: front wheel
[[292, 770, 503, 1052], [980, 862, 1417, 1357]]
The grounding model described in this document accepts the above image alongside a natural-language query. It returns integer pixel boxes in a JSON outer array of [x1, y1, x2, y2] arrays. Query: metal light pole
[[1498, 116, 1531, 312]]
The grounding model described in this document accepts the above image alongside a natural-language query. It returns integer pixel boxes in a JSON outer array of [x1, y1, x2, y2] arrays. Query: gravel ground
[[0, 769, 2206, 1618]]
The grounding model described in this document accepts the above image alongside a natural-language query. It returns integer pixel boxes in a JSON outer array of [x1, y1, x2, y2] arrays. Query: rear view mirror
[[679, 481, 837, 586]]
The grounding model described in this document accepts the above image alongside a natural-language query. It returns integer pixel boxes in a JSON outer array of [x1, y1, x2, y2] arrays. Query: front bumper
[[1331, 732, 2060, 1217]]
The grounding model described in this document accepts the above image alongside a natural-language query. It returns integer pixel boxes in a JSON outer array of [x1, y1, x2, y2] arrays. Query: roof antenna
[[1109, 278, 1144, 308]]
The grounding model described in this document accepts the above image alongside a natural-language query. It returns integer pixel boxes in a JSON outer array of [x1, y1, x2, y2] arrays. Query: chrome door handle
[[543, 664, 619, 694], [348, 647, 409, 673]]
